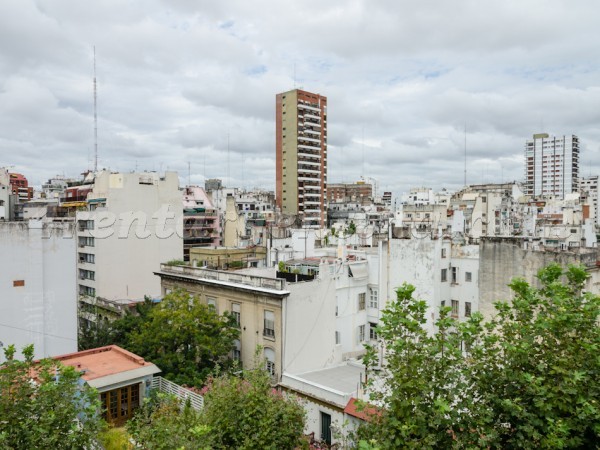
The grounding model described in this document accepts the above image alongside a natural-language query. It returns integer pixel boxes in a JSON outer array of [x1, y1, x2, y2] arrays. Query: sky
[[1, 0, 600, 197]]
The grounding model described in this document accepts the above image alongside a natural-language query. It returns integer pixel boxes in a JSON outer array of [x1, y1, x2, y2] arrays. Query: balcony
[[298, 136, 321, 144], [298, 158, 321, 167], [304, 121, 321, 129], [304, 113, 321, 121], [304, 129, 321, 136], [298, 103, 320, 113], [298, 176, 321, 182], [298, 167, 321, 175], [298, 144, 321, 151]]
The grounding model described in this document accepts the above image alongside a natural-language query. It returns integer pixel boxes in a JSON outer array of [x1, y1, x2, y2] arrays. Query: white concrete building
[[524, 133, 579, 199], [0, 221, 78, 361], [0, 168, 12, 220], [76, 171, 182, 326], [580, 175, 599, 227]]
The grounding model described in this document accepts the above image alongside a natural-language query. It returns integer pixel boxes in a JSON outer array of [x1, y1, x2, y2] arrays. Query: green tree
[[0, 344, 102, 449], [360, 264, 600, 449], [78, 297, 154, 351], [200, 358, 306, 449], [127, 392, 209, 450], [127, 289, 240, 387]]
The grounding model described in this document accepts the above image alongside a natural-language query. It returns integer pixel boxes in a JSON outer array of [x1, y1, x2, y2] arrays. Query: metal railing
[[151, 376, 204, 411]]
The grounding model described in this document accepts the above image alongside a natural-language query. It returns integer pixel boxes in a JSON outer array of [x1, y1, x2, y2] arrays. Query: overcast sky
[[2, 0, 600, 197]]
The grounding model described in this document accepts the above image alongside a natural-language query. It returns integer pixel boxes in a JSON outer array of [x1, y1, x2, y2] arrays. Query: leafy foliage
[[127, 392, 209, 450], [0, 344, 102, 450], [201, 360, 306, 449], [78, 297, 154, 351], [127, 289, 240, 387], [126, 361, 305, 450], [360, 264, 600, 449]]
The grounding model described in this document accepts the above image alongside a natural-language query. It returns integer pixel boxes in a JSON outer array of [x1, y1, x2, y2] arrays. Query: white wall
[[77, 171, 182, 300], [284, 264, 339, 374], [0, 221, 77, 361]]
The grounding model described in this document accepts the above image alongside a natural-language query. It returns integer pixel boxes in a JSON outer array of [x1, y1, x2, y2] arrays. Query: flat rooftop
[[53, 345, 158, 382], [293, 362, 366, 395]]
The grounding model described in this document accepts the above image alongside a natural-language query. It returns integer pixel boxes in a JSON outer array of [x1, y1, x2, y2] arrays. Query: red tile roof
[[344, 397, 380, 422]]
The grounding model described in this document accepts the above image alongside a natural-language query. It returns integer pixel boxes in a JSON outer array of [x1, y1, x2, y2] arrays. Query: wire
[[0, 322, 77, 343]]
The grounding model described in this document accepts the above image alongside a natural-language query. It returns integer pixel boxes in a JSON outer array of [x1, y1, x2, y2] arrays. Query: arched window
[[264, 347, 275, 377]]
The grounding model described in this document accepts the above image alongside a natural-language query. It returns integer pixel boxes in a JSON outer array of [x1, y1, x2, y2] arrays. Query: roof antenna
[[464, 123, 467, 186], [93, 46, 98, 173]]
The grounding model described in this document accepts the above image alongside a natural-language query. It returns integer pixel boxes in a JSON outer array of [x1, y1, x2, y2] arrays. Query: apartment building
[[328, 181, 372, 205], [524, 133, 579, 198], [276, 89, 328, 228], [76, 171, 182, 327], [0, 221, 77, 361], [155, 262, 337, 381], [580, 175, 599, 227], [182, 186, 220, 261]]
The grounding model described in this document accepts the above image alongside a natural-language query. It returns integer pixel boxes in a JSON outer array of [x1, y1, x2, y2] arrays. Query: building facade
[[276, 89, 328, 228], [0, 221, 78, 361], [76, 171, 182, 328], [524, 133, 579, 198]]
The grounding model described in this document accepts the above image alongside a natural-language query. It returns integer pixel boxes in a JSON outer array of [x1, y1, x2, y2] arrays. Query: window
[[320, 412, 332, 445], [264, 347, 275, 377], [78, 236, 94, 247], [369, 322, 378, 340], [441, 268, 447, 282], [232, 303, 241, 327], [441, 248, 447, 258], [207, 297, 217, 313], [264, 310, 275, 338], [79, 285, 96, 297], [441, 300, 446, 308], [482, 196, 487, 203], [451, 267, 458, 284], [79, 269, 95, 281], [335, 331, 340, 345], [358, 325, 366, 343], [368, 288, 378, 309], [79, 253, 95, 264], [451, 300, 459, 318], [358, 293, 366, 310], [232, 339, 241, 362], [465, 272, 472, 282], [465, 302, 472, 317]]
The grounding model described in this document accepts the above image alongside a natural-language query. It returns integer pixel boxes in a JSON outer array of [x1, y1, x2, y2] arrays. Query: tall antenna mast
[[188, 161, 191, 186], [464, 123, 467, 186], [93, 46, 98, 173], [227, 133, 230, 187]]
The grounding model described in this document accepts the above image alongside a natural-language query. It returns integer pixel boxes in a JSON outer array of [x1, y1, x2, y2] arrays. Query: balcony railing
[[160, 264, 286, 291], [151, 376, 204, 411]]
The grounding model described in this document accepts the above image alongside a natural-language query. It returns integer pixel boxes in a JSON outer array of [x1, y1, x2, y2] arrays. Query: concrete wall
[[479, 238, 599, 319], [0, 221, 77, 361], [284, 266, 338, 374]]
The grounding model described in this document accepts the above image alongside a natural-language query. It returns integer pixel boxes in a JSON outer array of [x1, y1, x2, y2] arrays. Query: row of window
[[195, 294, 276, 339], [441, 300, 472, 318], [441, 268, 472, 283]]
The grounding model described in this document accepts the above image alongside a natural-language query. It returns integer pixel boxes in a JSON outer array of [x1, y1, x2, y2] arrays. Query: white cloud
[[0, 0, 599, 196]]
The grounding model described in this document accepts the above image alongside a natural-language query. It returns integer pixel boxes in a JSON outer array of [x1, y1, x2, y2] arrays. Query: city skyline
[[1, 1, 600, 195]]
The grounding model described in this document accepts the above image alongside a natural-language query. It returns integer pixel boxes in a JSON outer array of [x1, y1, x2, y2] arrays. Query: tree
[[0, 344, 102, 449], [200, 360, 306, 449], [78, 297, 154, 351], [127, 289, 240, 387], [127, 392, 209, 450], [360, 264, 600, 449]]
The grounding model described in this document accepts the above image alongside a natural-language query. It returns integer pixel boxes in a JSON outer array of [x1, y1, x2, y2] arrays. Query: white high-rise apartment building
[[524, 133, 579, 198], [76, 171, 182, 326], [276, 89, 328, 228]]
